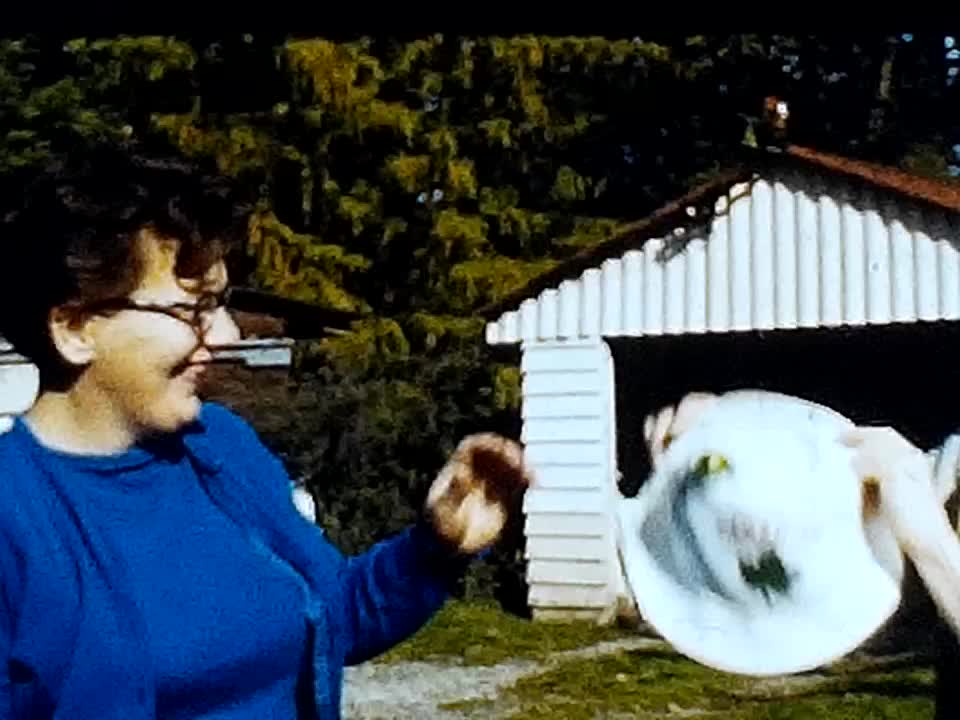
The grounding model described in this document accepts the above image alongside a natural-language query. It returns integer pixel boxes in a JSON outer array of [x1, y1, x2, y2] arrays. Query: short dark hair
[[0, 138, 253, 383]]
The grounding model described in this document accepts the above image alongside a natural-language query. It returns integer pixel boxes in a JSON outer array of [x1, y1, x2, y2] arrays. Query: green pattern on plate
[[689, 453, 730, 489], [740, 549, 792, 603]]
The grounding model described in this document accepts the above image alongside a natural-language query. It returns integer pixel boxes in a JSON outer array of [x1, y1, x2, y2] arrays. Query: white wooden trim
[[486, 173, 960, 345]]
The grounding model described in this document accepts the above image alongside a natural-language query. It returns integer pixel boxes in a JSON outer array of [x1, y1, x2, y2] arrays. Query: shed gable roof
[[483, 152, 960, 346], [480, 146, 960, 324]]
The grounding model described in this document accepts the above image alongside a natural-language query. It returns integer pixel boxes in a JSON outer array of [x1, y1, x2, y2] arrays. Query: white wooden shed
[[0, 339, 40, 433], [481, 144, 960, 623]]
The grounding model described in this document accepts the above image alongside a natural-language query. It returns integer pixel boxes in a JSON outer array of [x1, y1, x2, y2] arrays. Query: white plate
[[617, 391, 904, 676]]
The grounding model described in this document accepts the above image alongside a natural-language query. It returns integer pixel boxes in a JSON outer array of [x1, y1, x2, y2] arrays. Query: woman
[[644, 392, 960, 638], [0, 141, 531, 719]]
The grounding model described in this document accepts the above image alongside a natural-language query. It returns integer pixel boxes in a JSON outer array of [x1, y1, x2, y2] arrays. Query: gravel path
[[341, 637, 668, 720], [342, 640, 927, 719]]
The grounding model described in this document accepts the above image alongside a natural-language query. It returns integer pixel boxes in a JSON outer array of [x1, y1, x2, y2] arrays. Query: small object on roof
[[617, 390, 903, 677], [761, 95, 790, 151], [742, 96, 790, 152], [766, 96, 789, 126]]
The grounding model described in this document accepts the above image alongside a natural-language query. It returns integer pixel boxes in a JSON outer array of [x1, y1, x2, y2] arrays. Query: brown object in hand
[[426, 433, 533, 555]]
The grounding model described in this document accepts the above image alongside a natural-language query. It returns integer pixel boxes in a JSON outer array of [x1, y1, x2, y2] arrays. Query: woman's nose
[[204, 307, 241, 346]]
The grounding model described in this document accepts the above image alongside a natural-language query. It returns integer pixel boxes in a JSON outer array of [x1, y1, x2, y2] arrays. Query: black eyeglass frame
[[83, 288, 232, 347]]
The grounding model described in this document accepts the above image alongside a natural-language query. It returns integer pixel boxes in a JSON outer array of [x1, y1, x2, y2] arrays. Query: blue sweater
[[0, 403, 457, 719]]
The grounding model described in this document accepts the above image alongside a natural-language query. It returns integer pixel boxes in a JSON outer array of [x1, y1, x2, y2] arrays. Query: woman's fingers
[[425, 433, 533, 555], [645, 392, 719, 465], [672, 392, 719, 438]]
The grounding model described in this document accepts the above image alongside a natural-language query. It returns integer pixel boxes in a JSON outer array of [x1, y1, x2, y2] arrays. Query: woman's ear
[[48, 305, 96, 367]]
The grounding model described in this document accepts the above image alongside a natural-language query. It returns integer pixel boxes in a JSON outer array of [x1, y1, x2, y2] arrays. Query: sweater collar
[[180, 405, 226, 475]]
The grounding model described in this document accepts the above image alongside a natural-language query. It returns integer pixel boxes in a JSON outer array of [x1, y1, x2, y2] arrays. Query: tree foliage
[[4, 33, 960, 602]]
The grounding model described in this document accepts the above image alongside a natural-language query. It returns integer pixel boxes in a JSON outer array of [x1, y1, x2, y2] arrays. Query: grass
[[376, 600, 634, 666], [377, 601, 937, 718], [479, 649, 934, 719]]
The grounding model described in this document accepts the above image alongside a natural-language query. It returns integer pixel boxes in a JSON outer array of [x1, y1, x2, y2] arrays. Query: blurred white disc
[[617, 391, 904, 676]]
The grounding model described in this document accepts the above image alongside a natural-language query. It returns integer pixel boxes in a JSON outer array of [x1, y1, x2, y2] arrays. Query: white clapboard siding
[[486, 171, 960, 345], [522, 418, 606, 443], [523, 371, 606, 396], [524, 443, 608, 467], [525, 536, 611, 561], [520, 339, 620, 619], [528, 584, 613, 609], [522, 394, 606, 419], [209, 338, 294, 367], [527, 559, 610, 585], [0, 361, 39, 418], [524, 513, 609, 537], [523, 488, 611, 514], [521, 466, 608, 491]]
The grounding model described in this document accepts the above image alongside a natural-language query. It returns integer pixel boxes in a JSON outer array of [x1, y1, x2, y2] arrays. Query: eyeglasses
[[86, 289, 231, 347]]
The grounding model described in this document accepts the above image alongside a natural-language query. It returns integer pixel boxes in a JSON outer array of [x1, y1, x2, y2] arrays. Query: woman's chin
[[176, 394, 203, 426], [148, 394, 202, 434]]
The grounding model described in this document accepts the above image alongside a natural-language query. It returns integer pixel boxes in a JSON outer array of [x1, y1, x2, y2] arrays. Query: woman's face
[[79, 231, 240, 435]]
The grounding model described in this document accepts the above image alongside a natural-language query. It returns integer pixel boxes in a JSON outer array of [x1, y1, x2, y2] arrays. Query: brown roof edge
[[782, 144, 960, 214], [477, 166, 755, 320], [227, 287, 367, 323]]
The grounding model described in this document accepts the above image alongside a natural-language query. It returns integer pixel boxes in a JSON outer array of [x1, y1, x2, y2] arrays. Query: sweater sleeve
[[339, 520, 467, 665], [200, 403, 464, 665]]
